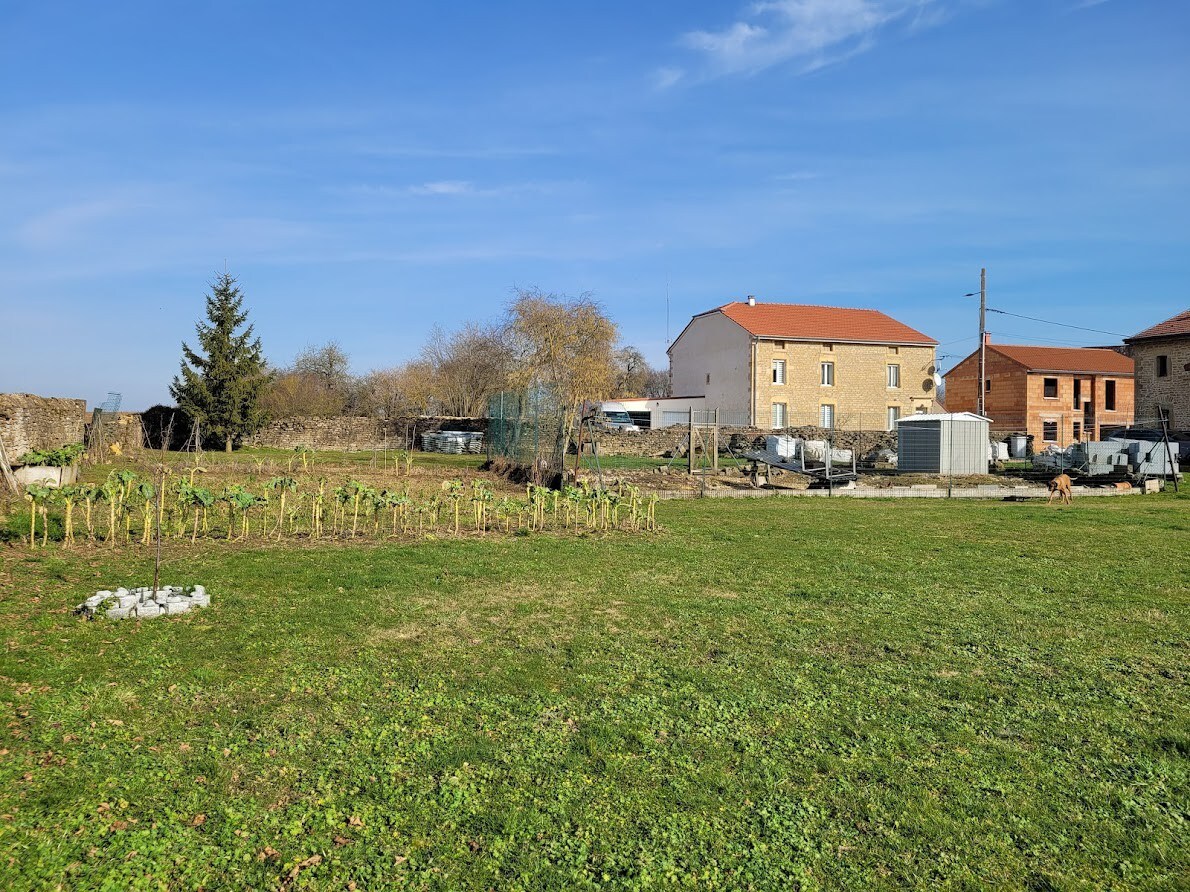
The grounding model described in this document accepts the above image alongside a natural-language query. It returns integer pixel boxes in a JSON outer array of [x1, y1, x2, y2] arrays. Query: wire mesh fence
[[486, 386, 569, 485]]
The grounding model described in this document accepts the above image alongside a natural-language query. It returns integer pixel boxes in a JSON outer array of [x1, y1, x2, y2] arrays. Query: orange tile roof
[[1127, 307, 1190, 342], [713, 301, 936, 345], [988, 343, 1134, 375]]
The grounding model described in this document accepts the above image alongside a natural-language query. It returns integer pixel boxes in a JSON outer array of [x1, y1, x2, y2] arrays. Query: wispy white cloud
[[409, 180, 476, 196], [336, 180, 573, 200], [652, 66, 685, 90], [676, 0, 949, 78]]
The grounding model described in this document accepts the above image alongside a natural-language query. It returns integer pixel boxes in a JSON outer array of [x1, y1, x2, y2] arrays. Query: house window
[[772, 359, 786, 385], [887, 364, 900, 388], [1073, 421, 1082, 441], [887, 406, 901, 430], [774, 340, 785, 350], [1157, 355, 1169, 377], [1042, 420, 1058, 442], [820, 404, 835, 428], [985, 379, 992, 393], [822, 343, 833, 352], [889, 346, 899, 355], [1105, 379, 1116, 411], [820, 362, 835, 386], [1043, 377, 1058, 399], [1073, 379, 1082, 409], [771, 402, 788, 428]]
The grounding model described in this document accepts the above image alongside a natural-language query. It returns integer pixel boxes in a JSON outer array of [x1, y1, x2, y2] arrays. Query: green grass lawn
[[1, 494, 1187, 890]]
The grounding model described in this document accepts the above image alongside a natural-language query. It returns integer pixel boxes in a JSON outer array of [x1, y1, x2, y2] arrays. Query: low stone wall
[[591, 425, 897, 458], [245, 416, 487, 451], [0, 393, 86, 460]]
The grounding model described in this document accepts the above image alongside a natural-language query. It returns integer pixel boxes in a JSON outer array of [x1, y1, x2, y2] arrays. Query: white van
[[597, 401, 641, 432]]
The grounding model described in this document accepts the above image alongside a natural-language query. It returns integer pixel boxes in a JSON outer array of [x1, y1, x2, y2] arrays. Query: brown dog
[[1047, 473, 1073, 505]]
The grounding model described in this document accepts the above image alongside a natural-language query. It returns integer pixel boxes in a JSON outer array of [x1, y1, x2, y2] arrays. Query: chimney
[[746, 295, 756, 307], [983, 332, 991, 345]]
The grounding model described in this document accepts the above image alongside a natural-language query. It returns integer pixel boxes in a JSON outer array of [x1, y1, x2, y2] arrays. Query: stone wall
[[0, 393, 87, 461], [755, 340, 936, 431], [245, 416, 487, 451], [590, 424, 896, 458], [1129, 336, 1190, 429]]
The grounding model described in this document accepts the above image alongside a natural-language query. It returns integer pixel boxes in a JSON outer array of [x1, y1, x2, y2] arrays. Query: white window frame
[[820, 404, 835, 428], [772, 359, 786, 385], [1042, 419, 1059, 442], [887, 405, 900, 431], [771, 402, 788, 429], [820, 362, 835, 386], [887, 364, 900, 388]]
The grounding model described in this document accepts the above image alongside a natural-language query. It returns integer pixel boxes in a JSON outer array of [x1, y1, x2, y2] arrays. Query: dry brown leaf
[[287, 853, 322, 881]]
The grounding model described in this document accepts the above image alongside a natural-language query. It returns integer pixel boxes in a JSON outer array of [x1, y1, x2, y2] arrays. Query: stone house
[[1124, 308, 1190, 429], [943, 340, 1134, 444], [667, 298, 938, 431]]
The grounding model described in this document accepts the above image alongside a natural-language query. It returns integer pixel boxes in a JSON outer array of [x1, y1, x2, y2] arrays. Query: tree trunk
[[225, 434, 232, 453]]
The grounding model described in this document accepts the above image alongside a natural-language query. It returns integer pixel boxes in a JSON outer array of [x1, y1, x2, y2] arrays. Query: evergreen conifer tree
[[170, 273, 269, 452]]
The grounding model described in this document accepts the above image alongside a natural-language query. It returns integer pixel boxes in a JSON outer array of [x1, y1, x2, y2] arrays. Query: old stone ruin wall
[[0, 393, 87, 460], [588, 425, 898, 458], [244, 416, 488, 451]]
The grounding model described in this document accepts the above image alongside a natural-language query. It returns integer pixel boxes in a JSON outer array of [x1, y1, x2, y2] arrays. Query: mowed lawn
[[1, 494, 1187, 890]]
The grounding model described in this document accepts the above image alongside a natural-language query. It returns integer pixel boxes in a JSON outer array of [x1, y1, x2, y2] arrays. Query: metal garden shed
[[896, 412, 991, 475]]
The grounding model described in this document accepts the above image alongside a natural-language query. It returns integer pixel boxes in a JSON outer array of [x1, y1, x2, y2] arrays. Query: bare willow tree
[[504, 288, 618, 447], [421, 323, 509, 416]]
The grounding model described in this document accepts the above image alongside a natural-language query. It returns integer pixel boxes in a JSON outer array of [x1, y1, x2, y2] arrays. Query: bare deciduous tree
[[355, 361, 437, 417], [613, 346, 670, 398], [421, 323, 509, 417]]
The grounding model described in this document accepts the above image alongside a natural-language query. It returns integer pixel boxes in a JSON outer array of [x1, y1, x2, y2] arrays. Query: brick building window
[[774, 340, 785, 350], [1043, 377, 1058, 399], [887, 364, 900, 388], [820, 404, 835, 428], [985, 379, 992, 393], [772, 359, 786, 385], [771, 402, 787, 428], [1073, 421, 1082, 441], [1157, 355, 1169, 377], [1105, 379, 1116, 410], [1042, 420, 1058, 442], [887, 406, 900, 430], [1073, 379, 1082, 409], [820, 362, 835, 386]]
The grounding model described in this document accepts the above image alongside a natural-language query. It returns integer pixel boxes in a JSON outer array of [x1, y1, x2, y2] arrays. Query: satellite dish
[[923, 378, 935, 392], [932, 372, 943, 387]]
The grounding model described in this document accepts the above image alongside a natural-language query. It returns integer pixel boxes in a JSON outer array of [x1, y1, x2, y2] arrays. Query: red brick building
[[944, 339, 1134, 444]]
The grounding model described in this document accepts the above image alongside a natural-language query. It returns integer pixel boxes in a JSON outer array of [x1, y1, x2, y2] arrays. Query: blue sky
[[2, 0, 1187, 410]]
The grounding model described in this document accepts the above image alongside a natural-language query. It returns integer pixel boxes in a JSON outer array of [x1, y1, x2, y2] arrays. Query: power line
[[986, 308, 1126, 339], [994, 330, 1114, 348]]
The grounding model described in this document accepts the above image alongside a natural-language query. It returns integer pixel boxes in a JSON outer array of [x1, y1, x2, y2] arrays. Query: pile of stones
[[75, 585, 210, 620]]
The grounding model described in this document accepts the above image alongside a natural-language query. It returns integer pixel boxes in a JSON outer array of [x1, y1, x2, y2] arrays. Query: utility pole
[[977, 267, 987, 417]]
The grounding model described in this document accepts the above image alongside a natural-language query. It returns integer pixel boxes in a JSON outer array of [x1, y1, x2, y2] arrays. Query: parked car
[[597, 401, 641, 432]]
